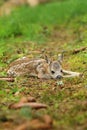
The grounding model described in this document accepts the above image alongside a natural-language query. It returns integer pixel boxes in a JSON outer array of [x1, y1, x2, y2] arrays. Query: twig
[[72, 46, 87, 54], [0, 77, 15, 82]]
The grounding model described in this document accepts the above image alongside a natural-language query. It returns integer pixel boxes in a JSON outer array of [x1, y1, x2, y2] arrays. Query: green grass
[[0, 0, 87, 41], [0, 0, 87, 130], [0, 0, 87, 57]]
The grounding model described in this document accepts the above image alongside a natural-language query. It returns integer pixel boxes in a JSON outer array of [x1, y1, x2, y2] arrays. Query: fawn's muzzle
[[56, 75, 62, 79]]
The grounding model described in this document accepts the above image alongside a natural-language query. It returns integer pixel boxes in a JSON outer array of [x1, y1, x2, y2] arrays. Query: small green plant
[[19, 107, 32, 119]]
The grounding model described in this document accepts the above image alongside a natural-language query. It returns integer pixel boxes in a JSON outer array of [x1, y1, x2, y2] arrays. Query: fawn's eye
[[61, 69, 63, 73], [51, 70, 55, 74]]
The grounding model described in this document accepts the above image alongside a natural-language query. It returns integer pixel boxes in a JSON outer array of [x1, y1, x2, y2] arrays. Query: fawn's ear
[[44, 55, 51, 64], [58, 53, 63, 64]]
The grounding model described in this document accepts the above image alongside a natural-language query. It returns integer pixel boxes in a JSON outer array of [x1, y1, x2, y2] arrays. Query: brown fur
[[7, 56, 81, 79]]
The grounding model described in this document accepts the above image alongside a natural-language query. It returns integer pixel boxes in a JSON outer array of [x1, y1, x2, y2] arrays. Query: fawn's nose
[[56, 75, 62, 79]]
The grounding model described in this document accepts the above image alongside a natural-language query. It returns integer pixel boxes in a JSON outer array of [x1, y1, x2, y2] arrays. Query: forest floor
[[0, 1, 87, 130]]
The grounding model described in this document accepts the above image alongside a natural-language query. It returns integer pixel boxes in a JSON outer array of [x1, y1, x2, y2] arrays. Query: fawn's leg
[[62, 69, 81, 78]]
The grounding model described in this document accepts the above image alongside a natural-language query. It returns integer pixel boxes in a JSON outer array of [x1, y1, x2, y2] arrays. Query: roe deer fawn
[[7, 54, 81, 79]]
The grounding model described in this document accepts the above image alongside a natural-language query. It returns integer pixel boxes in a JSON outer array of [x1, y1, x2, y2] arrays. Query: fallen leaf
[[42, 115, 53, 125], [20, 96, 36, 103], [16, 116, 53, 130], [9, 102, 47, 109]]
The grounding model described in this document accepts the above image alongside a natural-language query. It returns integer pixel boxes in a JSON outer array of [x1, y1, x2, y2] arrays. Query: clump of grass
[[0, 0, 87, 41]]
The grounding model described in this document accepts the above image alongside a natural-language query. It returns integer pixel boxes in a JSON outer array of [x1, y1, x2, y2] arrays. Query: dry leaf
[[16, 117, 53, 130], [42, 115, 53, 125], [9, 102, 47, 109], [9, 96, 47, 109], [20, 96, 36, 103]]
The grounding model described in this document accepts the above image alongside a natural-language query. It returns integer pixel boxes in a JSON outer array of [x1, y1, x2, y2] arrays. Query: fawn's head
[[45, 54, 63, 79]]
